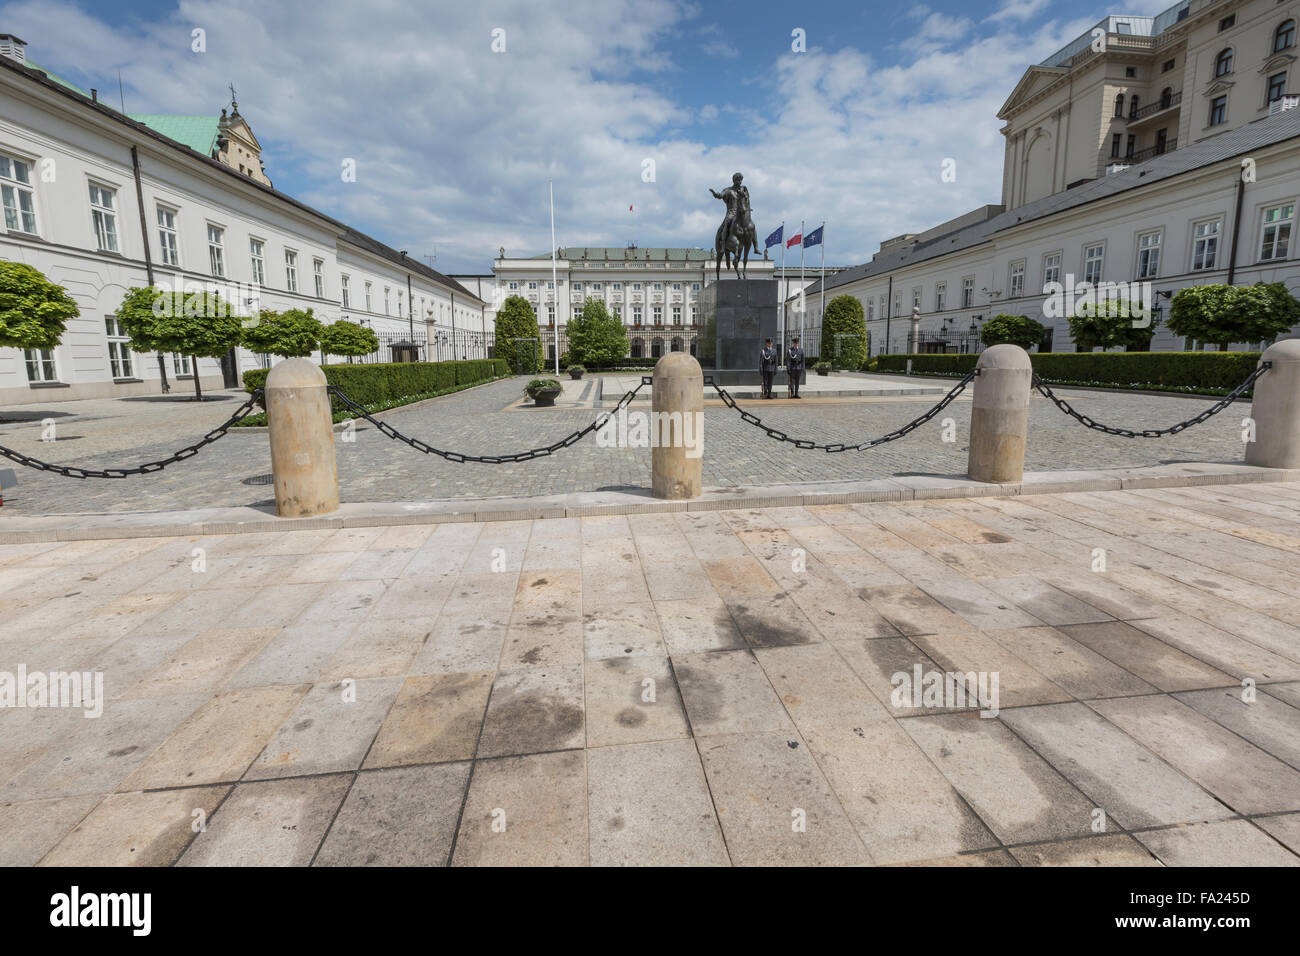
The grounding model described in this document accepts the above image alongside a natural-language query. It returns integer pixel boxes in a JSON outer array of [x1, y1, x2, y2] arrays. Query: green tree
[[980, 313, 1047, 350], [319, 319, 379, 363], [1169, 282, 1300, 350], [822, 294, 868, 367], [114, 285, 243, 401], [1068, 298, 1159, 351], [494, 295, 543, 374], [242, 307, 323, 359], [565, 297, 628, 368], [0, 262, 79, 350]]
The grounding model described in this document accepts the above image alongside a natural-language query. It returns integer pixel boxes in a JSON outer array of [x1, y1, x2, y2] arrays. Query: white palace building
[[0, 35, 486, 405], [799, 0, 1300, 355]]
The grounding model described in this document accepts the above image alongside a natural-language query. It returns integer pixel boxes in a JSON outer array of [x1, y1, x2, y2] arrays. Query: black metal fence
[[342, 329, 492, 365]]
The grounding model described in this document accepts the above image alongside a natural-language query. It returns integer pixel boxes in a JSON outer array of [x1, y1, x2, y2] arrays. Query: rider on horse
[[711, 173, 759, 278], [711, 173, 750, 251]]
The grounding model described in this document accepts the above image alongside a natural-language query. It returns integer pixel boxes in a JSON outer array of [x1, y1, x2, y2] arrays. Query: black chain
[[327, 377, 651, 463], [705, 371, 977, 452], [0, 389, 265, 479], [1032, 363, 1270, 438]]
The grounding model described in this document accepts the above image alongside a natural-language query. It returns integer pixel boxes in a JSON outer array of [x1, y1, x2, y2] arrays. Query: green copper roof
[[530, 246, 713, 261], [126, 115, 219, 157], [23, 59, 89, 97]]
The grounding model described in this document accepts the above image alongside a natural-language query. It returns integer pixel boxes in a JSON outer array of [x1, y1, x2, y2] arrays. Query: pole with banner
[[798, 219, 805, 341], [765, 222, 785, 354], [819, 221, 825, 342], [549, 180, 559, 375]]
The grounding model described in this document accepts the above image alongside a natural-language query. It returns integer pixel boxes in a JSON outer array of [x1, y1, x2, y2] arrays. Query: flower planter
[[531, 389, 561, 407]]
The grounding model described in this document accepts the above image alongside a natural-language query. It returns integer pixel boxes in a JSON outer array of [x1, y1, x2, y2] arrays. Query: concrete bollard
[[1245, 338, 1300, 469], [265, 358, 339, 517], [967, 344, 1033, 483], [651, 351, 703, 499]]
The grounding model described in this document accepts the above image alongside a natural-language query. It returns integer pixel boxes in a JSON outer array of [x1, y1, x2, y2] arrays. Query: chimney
[[0, 34, 27, 65]]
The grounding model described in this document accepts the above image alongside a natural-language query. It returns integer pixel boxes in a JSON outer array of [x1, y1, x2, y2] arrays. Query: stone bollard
[[967, 344, 1033, 483], [1245, 338, 1300, 468], [651, 351, 703, 499], [265, 358, 339, 517]]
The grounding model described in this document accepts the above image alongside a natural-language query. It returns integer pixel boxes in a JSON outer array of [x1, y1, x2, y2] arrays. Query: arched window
[[1215, 47, 1234, 77], [630, 337, 643, 358], [1114, 93, 1125, 117], [1129, 94, 1140, 118], [1276, 20, 1296, 53], [651, 339, 663, 358], [1160, 86, 1172, 108], [671, 337, 683, 352]]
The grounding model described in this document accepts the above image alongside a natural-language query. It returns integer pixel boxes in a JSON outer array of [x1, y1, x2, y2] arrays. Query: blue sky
[[5, 0, 1173, 273]]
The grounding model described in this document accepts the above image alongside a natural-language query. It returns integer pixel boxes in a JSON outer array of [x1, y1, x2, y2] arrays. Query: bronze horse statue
[[711, 173, 760, 280]]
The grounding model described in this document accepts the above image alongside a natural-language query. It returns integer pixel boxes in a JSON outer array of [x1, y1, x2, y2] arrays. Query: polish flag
[[786, 231, 802, 248]]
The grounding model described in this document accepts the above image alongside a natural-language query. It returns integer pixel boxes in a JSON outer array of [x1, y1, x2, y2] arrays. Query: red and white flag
[[786, 231, 802, 248]]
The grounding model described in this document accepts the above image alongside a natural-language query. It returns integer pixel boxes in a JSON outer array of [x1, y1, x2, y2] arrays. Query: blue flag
[[803, 226, 823, 247], [764, 225, 783, 249]]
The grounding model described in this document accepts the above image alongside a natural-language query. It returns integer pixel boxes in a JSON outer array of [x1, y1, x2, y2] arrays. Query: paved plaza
[[1, 483, 1299, 866], [0, 373, 1253, 515]]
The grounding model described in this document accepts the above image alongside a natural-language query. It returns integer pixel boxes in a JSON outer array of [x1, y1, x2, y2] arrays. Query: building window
[[632, 305, 643, 325], [1268, 72, 1288, 103], [1008, 260, 1025, 298], [546, 304, 555, 323], [1043, 252, 1062, 287], [313, 258, 324, 298], [1083, 243, 1104, 284], [1162, 58, 1176, 73], [152, 205, 179, 266], [172, 353, 192, 377], [1114, 93, 1125, 117], [691, 282, 700, 291], [1125, 66, 1136, 78], [652, 305, 663, 325], [24, 349, 56, 383], [592, 282, 602, 291], [1126, 134, 1136, 158], [653, 282, 662, 290], [341, 274, 350, 308], [364, 281, 373, 311], [1214, 48, 1233, 78], [527, 281, 537, 290], [1111, 133, 1122, 158], [1136, 231, 1161, 278], [672, 282, 682, 290], [508, 281, 518, 290], [1191, 219, 1220, 271], [1209, 95, 1227, 126], [1129, 94, 1139, 118], [632, 282, 642, 290], [1260, 203, 1294, 261], [285, 250, 298, 292], [384, 286, 391, 315], [249, 238, 265, 286], [672, 305, 682, 324], [934, 282, 946, 311], [867, 299, 875, 320], [690, 305, 697, 323], [89, 183, 118, 252], [961, 277, 973, 309], [911, 287, 921, 312], [1278, 20, 1297, 53], [1219, 14, 1235, 32], [572, 282, 582, 291], [0, 153, 37, 235], [105, 316, 133, 378], [613, 283, 622, 291], [206, 223, 224, 276]]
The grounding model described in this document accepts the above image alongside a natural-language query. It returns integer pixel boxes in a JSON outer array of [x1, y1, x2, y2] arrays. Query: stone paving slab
[[3, 483, 1300, 866]]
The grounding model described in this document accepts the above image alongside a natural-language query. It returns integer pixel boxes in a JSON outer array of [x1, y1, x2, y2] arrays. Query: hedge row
[[242, 359, 508, 411], [873, 351, 1262, 389]]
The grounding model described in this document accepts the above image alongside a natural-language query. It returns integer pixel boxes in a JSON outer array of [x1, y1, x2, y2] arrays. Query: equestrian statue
[[710, 172, 760, 280]]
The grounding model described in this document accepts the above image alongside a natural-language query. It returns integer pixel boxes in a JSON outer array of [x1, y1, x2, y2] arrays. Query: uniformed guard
[[759, 337, 778, 399], [786, 336, 805, 399]]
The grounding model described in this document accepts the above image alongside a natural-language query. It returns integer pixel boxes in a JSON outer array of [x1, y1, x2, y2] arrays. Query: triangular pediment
[[222, 115, 262, 151], [999, 66, 1069, 119]]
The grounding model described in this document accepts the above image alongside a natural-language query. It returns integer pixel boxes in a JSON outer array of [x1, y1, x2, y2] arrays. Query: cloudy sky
[[5, 0, 1173, 273]]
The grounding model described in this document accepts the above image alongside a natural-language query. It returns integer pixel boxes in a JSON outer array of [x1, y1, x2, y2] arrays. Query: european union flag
[[764, 225, 783, 249], [804, 226, 824, 247]]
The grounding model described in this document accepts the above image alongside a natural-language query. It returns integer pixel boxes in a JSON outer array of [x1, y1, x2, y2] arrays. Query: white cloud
[[0, 0, 1105, 272], [986, 0, 1051, 24]]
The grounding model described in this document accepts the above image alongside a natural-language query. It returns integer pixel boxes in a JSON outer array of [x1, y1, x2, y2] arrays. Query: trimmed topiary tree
[[1068, 299, 1159, 352], [0, 262, 79, 350], [114, 285, 243, 401], [319, 319, 379, 363], [565, 297, 627, 369], [980, 313, 1047, 350], [1168, 282, 1300, 350], [242, 307, 323, 359], [494, 295, 543, 374], [822, 294, 868, 367]]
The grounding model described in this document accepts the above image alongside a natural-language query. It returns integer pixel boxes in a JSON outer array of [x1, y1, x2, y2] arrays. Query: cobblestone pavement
[[2, 484, 1298, 866], [0, 374, 1252, 515]]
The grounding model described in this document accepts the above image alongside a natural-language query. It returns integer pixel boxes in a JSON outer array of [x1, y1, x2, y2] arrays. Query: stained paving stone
[[586, 739, 729, 866], [39, 786, 229, 866], [178, 775, 353, 867], [7, 480, 1300, 866], [313, 763, 471, 867]]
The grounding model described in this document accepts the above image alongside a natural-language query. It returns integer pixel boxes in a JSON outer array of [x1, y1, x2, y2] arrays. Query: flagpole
[[819, 221, 825, 351], [550, 179, 559, 375], [779, 220, 786, 351], [799, 220, 805, 342]]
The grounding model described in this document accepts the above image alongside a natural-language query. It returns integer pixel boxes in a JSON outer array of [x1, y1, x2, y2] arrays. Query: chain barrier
[[0, 389, 265, 479], [704, 371, 977, 453], [1032, 362, 1270, 438], [326, 377, 652, 464]]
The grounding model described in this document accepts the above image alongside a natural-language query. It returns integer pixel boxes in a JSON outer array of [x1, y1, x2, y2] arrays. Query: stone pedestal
[[1245, 338, 1300, 468], [967, 345, 1032, 483], [700, 278, 780, 385], [265, 358, 339, 517], [651, 352, 703, 499]]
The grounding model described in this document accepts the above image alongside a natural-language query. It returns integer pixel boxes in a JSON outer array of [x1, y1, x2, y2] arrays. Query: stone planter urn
[[525, 378, 563, 407]]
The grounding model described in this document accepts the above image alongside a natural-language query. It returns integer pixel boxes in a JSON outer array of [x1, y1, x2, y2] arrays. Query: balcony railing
[[1131, 91, 1181, 121], [1130, 139, 1177, 163]]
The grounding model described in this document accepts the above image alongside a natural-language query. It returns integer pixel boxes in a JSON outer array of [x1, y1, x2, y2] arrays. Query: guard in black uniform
[[759, 338, 778, 399], [786, 337, 805, 399]]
